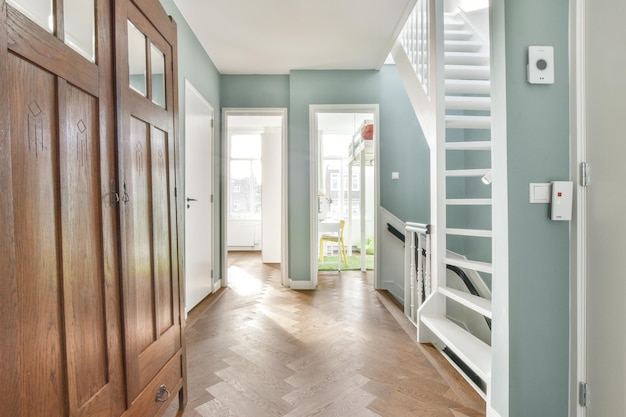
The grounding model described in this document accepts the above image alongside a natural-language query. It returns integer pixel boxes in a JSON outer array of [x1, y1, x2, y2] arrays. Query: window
[[229, 134, 262, 218], [330, 173, 340, 192]]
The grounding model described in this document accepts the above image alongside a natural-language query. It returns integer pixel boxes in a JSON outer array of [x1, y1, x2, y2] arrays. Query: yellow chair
[[319, 220, 348, 265]]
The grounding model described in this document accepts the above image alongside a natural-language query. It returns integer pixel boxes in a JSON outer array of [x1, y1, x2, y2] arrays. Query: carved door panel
[[115, 1, 185, 413], [0, 1, 124, 417]]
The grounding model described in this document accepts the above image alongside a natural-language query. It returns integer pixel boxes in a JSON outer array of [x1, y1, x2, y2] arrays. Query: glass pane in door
[[63, 0, 95, 62], [8, 0, 54, 33], [150, 43, 166, 108], [127, 21, 147, 96]]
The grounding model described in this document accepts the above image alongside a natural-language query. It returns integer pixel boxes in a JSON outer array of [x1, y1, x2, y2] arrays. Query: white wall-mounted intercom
[[527, 46, 554, 84], [551, 181, 573, 221]]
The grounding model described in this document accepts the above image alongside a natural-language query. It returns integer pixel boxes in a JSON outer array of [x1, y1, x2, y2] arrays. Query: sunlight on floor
[[228, 266, 263, 296]]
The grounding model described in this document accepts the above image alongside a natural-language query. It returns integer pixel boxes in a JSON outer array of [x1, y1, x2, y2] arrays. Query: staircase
[[393, 1, 494, 401]]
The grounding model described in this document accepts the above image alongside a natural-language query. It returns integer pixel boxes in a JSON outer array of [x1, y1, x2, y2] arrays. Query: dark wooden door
[[0, 1, 125, 417], [114, 1, 185, 414]]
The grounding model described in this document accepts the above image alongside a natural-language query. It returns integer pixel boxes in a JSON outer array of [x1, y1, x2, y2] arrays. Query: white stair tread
[[445, 30, 474, 40], [446, 115, 491, 129], [444, 257, 493, 274], [445, 52, 489, 65], [421, 314, 491, 381], [445, 141, 492, 150], [445, 96, 491, 111], [445, 65, 490, 80], [446, 228, 493, 238], [439, 287, 493, 318], [445, 168, 490, 177], [444, 21, 465, 30], [445, 79, 491, 94], [445, 40, 482, 52], [446, 199, 493, 206]]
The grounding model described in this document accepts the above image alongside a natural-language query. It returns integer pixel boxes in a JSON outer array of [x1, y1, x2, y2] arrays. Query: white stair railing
[[394, 0, 495, 402], [404, 222, 431, 325]]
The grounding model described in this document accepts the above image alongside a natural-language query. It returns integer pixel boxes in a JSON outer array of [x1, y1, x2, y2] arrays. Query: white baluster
[[416, 232, 424, 312]]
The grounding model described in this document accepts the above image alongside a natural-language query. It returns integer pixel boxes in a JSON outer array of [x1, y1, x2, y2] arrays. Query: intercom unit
[[528, 46, 554, 84]]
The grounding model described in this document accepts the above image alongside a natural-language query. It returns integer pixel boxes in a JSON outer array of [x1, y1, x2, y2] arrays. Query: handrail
[[404, 224, 431, 323], [446, 264, 492, 329], [387, 223, 406, 243]]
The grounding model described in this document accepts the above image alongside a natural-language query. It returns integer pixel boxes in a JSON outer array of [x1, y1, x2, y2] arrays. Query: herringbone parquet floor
[[164, 252, 485, 417]]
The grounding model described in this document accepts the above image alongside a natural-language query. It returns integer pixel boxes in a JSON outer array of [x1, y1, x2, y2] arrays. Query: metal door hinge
[[211, 119, 214, 128], [579, 381, 589, 407], [211, 194, 214, 203], [211, 270, 213, 278], [581, 162, 590, 187]]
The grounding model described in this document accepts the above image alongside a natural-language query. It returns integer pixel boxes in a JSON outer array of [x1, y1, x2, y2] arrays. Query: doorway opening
[[223, 109, 288, 287], [310, 105, 379, 287], [184, 80, 214, 314]]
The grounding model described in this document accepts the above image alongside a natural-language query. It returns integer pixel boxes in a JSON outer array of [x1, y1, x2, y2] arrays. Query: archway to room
[[222, 109, 289, 287], [309, 105, 380, 287]]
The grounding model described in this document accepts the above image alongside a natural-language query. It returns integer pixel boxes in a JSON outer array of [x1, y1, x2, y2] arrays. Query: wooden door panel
[[151, 127, 175, 334], [8, 51, 67, 417], [126, 115, 157, 354], [2, 1, 124, 416], [124, 115, 180, 401], [59, 80, 112, 414], [119, 2, 183, 408]]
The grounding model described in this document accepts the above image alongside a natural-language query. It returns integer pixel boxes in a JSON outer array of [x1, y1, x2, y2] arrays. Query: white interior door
[[579, 0, 626, 414], [184, 81, 213, 313], [262, 126, 282, 263]]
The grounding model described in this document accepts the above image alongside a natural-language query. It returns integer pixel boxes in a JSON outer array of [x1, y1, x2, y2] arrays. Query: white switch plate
[[391, 172, 399, 180], [529, 183, 551, 203]]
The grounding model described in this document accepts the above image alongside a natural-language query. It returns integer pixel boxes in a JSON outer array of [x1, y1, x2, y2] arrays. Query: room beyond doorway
[[310, 105, 379, 287], [222, 108, 288, 287]]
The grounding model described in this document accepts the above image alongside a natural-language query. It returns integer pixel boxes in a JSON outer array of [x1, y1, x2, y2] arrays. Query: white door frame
[[184, 79, 215, 313], [221, 108, 289, 287], [572, 0, 586, 415], [309, 104, 380, 288]]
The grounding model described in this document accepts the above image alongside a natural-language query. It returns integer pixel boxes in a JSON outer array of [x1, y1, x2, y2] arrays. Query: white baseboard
[[487, 405, 503, 417], [289, 279, 315, 290], [212, 279, 222, 293]]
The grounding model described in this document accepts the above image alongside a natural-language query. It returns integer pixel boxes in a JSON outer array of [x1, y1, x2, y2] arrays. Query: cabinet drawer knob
[[155, 384, 170, 403]]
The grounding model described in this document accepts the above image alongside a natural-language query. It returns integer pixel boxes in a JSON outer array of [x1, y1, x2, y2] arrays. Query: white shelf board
[[444, 256, 493, 274], [439, 287, 493, 318], [421, 314, 491, 381]]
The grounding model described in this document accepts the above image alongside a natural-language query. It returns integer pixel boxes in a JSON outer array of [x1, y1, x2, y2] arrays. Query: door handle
[[186, 197, 198, 202]]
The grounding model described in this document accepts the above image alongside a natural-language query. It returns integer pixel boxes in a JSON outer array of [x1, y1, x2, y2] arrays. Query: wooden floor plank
[[163, 251, 485, 417]]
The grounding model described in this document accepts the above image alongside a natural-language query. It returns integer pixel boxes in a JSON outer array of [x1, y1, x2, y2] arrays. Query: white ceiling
[[173, 0, 415, 74]]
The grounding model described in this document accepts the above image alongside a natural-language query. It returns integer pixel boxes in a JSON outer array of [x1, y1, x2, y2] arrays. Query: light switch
[[529, 183, 551, 203], [391, 172, 400, 180]]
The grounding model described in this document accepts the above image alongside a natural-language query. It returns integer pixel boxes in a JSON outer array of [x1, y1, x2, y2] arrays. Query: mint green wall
[[160, 0, 223, 284], [493, 0, 570, 415], [221, 75, 289, 108], [288, 67, 429, 282]]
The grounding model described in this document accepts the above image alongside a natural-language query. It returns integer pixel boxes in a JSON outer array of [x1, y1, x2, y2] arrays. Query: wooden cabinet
[[0, 1, 185, 416], [115, 1, 186, 415]]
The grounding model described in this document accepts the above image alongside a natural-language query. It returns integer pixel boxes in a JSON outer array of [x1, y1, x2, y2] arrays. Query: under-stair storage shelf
[[439, 287, 493, 318], [421, 314, 491, 382], [444, 257, 493, 274]]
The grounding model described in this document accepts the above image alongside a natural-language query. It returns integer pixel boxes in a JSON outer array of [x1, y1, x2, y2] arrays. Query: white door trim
[[308, 104, 380, 289], [572, 0, 587, 415], [221, 108, 289, 287]]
